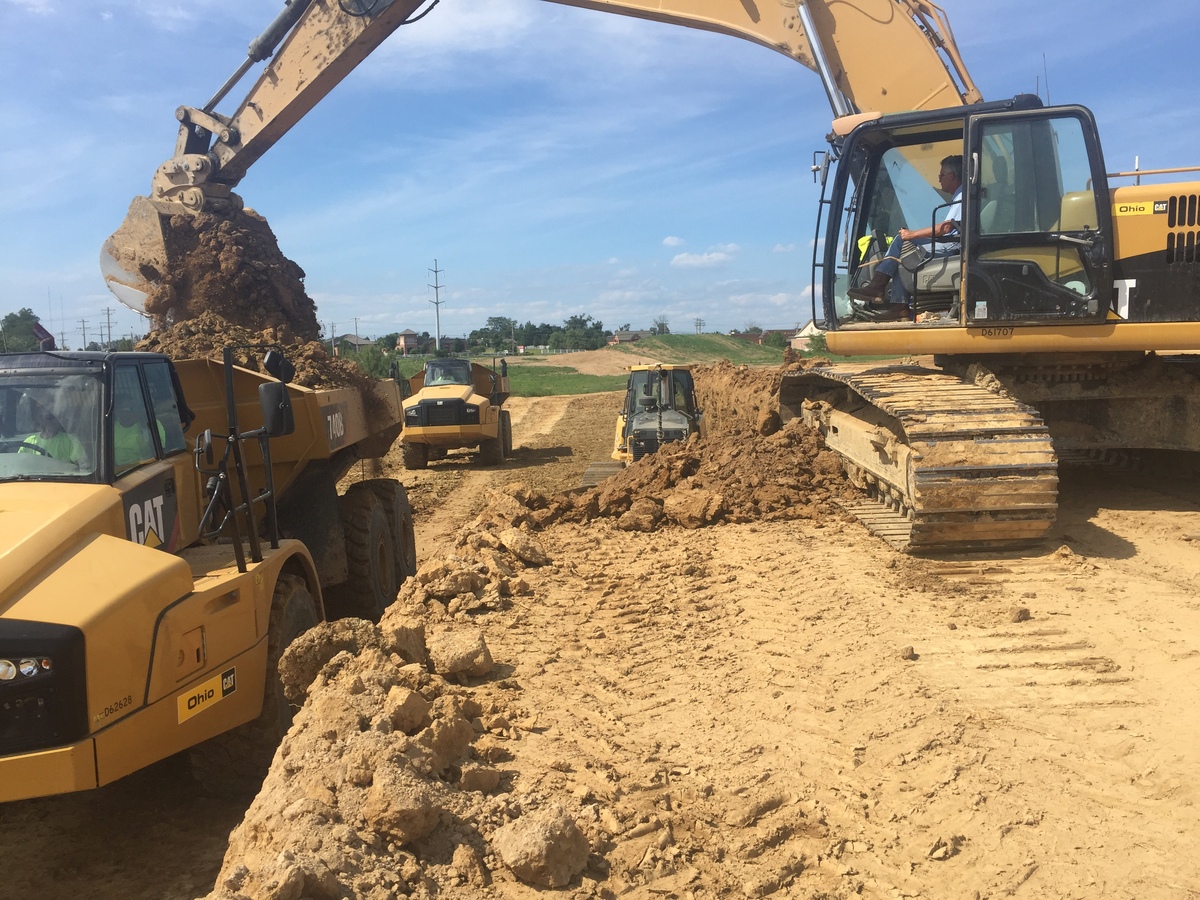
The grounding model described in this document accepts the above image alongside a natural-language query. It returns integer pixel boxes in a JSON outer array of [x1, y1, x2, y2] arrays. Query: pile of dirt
[[144, 205, 321, 340], [136, 310, 375, 391], [201, 515, 606, 899], [519, 360, 851, 532]]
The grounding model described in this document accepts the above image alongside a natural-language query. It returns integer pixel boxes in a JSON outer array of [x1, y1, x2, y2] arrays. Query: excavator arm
[[101, 0, 980, 310]]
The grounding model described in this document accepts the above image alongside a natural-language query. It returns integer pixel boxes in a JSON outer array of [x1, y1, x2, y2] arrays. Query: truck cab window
[[113, 367, 158, 476]]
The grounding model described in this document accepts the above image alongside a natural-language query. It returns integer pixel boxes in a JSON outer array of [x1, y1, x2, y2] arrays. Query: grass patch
[[610, 334, 785, 366], [504, 365, 626, 397]]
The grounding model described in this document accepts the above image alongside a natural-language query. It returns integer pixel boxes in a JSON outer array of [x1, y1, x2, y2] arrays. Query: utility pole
[[694, 318, 705, 334], [353, 317, 360, 353], [79, 319, 88, 349], [428, 259, 445, 352], [329, 322, 336, 357], [104, 307, 115, 349]]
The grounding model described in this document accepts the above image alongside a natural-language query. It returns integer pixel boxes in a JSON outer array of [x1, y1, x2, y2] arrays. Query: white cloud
[[662, 235, 684, 247], [671, 251, 731, 269], [772, 243, 794, 253]]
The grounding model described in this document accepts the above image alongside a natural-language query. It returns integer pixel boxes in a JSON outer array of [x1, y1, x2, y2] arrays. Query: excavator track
[[780, 363, 1058, 553]]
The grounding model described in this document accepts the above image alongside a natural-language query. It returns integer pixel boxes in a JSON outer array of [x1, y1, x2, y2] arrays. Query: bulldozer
[[399, 357, 512, 469], [582, 364, 703, 486], [0, 346, 413, 802]]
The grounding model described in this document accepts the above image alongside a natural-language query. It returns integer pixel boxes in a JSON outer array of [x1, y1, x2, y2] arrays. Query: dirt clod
[[491, 804, 590, 888]]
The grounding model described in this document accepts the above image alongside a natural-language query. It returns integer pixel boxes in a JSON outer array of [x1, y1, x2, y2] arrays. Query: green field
[[609, 334, 786, 366], [385, 334, 795, 397], [504, 366, 626, 397]]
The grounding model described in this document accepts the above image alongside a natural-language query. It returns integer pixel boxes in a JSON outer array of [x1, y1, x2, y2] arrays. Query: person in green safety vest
[[19, 400, 86, 467], [113, 396, 165, 473]]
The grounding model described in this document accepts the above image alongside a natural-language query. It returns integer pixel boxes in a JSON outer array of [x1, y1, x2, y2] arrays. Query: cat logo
[[128, 494, 166, 547], [1154, 201, 1169, 214], [177, 667, 237, 724]]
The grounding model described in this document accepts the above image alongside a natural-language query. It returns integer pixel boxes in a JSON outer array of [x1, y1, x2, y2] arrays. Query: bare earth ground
[[3, 372, 1200, 899]]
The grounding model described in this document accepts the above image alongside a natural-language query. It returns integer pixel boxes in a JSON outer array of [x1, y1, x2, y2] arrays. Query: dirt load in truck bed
[[137, 310, 371, 390]]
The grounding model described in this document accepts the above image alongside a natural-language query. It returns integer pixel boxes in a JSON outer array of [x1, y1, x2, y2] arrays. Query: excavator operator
[[849, 155, 963, 314]]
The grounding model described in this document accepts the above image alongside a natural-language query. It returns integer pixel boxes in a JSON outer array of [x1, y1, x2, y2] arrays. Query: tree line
[[0, 308, 136, 352], [368, 314, 649, 358]]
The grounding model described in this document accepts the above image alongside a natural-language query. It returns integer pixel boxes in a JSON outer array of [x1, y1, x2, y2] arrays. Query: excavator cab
[[818, 96, 1114, 331]]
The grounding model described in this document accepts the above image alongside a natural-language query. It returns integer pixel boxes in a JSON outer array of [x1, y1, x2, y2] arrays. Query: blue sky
[[0, 0, 1196, 346]]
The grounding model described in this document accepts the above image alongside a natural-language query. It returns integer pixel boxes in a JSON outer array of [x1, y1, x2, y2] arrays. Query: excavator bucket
[[100, 195, 176, 314]]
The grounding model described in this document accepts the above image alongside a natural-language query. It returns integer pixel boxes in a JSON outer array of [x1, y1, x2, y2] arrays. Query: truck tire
[[338, 486, 398, 622], [479, 417, 504, 465], [501, 409, 513, 458], [366, 478, 418, 582], [188, 572, 318, 795], [402, 441, 428, 470]]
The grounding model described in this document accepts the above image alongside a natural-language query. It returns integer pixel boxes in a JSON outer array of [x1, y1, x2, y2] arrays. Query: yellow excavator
[[99, 0, 981, 310], [98, 0, 1200, 560]]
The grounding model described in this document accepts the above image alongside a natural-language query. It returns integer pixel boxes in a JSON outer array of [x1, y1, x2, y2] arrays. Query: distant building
[[790, 320, 824, 351], [396, 329, 421, 355], [334, 334, 375, 354]]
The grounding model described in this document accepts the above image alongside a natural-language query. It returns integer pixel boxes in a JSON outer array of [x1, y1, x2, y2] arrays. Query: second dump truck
[[399, 358, 511, 469], [0, 346, 414, 803]]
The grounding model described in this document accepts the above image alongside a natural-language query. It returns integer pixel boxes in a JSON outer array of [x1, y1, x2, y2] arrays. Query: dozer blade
[[99, 195, 176, 314], [581, 460, 625, 487]]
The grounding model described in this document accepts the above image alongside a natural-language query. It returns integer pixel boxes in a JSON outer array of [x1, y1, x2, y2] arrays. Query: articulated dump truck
[[399, 358, 511, 469], [0, 347, 414, 802]]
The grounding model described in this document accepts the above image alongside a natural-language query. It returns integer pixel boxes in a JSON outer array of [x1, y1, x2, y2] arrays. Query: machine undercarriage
[[779, 354, 1200, 552]]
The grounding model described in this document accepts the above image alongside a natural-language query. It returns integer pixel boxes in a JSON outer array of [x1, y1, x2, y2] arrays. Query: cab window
[[113, 366, 158, 476]]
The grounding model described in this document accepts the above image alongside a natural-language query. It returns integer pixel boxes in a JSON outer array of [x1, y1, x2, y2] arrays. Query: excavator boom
[[101, 0, 979, 312], [546, 0, 979, 117]]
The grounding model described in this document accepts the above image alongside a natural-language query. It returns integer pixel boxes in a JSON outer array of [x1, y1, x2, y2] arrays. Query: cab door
[[112, 360, 191, 553], [964, 107, 1113, 324]]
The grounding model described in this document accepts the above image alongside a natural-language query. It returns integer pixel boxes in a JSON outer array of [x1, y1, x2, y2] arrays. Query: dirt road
[[3, 383, 1199, 899]]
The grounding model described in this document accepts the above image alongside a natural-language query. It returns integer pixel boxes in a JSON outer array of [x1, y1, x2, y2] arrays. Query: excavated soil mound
[[519, 360, 851, 532], [202, 521, 571, 900], [137, 311, 372, 391], [144, 205, 321, 340]]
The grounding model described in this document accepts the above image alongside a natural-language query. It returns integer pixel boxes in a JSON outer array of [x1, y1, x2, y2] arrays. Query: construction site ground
[[3, 357, 1200, 900]]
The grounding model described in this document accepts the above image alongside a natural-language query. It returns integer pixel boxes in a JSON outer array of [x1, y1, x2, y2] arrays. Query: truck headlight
[[0, 658, 51, 680]]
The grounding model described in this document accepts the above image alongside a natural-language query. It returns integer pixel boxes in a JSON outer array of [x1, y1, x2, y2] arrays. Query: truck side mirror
[[259, 382, 294, 437], [263, 349, 295, 384], [198, 428, 214, 465]]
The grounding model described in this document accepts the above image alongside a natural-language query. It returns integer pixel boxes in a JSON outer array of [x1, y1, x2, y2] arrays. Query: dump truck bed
[[174, 358, 403, 497]]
